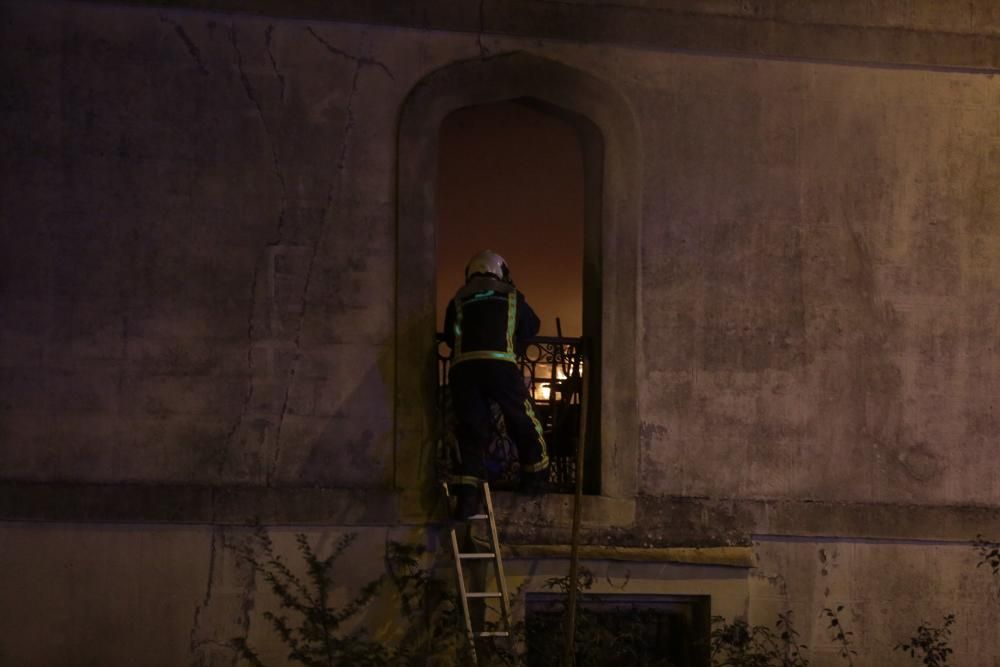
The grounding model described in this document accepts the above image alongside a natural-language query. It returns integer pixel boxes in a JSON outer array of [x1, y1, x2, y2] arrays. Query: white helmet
[[465, 250, 510, 281]]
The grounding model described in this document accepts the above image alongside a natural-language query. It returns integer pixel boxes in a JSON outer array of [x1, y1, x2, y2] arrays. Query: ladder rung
[[467, 513, 489, 520], [476, 631, 510, 637], [459, 552, 496, 559], [466, 592, 503, 598]]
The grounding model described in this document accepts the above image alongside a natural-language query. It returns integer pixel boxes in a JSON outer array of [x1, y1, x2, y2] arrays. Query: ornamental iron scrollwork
[[436, 334, 585, 493]]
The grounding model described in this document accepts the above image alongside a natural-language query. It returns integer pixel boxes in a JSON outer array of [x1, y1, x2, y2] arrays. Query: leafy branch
[[821, 605, 856, 667], [895, 614, 955, 667], [711, 611, 809, 667], [228, 528, 468, 667], [974, 535, 1000, 577]]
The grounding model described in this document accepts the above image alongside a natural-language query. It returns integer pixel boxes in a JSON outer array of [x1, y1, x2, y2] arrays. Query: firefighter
[[444, 250, 550, 520]]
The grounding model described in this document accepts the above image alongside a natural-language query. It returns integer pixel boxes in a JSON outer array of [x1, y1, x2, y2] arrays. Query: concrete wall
[[1, 0, 999, 665], [1, 0, 401, 490], [751, 538, 1000, 666], [637, 56, 1000, 507]]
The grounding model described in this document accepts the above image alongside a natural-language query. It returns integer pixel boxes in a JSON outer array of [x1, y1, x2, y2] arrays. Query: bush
[[974, 535, 1000, 578], [228, 529, 469, 667], [895, 615, 955, 667], [710, 612, 808, 667]]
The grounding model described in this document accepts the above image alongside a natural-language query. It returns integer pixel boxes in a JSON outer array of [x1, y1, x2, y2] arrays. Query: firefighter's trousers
[[448, 359, 549, 488]]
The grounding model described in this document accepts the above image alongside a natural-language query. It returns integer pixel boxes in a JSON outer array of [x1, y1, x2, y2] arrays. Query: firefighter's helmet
[[465, 250, 510, 282]]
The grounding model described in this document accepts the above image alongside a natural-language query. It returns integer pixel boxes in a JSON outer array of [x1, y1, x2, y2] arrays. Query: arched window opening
[[436, 100, 584, 337], [396, 53, 640, 512], [435, 99, 601, 495]]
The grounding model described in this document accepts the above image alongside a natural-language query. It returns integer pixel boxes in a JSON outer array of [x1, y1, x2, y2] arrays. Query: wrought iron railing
[[436, 334, 586, 493]]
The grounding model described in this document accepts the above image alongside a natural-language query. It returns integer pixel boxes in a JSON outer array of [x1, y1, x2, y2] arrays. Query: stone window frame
[[395, 52, 641, 523]]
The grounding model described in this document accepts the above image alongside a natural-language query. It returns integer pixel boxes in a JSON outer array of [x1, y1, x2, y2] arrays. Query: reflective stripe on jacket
[[443, 275, 540, 367]]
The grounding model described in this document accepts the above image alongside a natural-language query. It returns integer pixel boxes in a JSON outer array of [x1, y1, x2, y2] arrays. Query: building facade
[[2, 0, 999, 664]]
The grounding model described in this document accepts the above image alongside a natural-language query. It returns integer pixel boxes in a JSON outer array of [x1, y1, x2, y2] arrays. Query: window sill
[[491, 491, 635, 528], [502, 543, 752, 567]]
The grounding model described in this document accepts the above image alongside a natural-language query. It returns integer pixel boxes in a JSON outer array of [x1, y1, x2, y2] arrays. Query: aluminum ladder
[[443, 481, 513, 664]]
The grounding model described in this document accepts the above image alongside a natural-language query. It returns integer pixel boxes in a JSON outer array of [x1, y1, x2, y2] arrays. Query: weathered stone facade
[[1, 0, 999, 664]]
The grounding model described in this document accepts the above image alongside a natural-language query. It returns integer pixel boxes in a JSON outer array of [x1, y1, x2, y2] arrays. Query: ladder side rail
[[446, 486, 479, 666], [482, 482, 513, 632], [450, 527, 479, 664]]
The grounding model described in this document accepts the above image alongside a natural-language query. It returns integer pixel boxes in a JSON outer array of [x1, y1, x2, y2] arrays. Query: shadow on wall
[[298, 345, 394, 487]]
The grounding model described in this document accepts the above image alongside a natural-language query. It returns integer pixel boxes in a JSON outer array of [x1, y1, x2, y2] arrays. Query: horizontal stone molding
[[750, 496, 1000, 543], [504, 544, 753, 568], [494, 490, 638, 528], [0, 481, 399, 525], [68, 0, 1000, 72], [634, 495, 1000, 546], [2, 483, 996, 549], [495, 494, 1000, 547]]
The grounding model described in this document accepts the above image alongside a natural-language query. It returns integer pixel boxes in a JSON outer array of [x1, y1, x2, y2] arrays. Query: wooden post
[[563, 339, 589, 667]]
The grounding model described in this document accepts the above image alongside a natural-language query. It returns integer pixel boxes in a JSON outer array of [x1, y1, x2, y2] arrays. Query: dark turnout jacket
[[443, 275, 540, 366]]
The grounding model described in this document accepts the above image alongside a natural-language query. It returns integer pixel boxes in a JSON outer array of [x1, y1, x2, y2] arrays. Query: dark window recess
[[525, 593, 711, 667], [436, 334, 587, 494]]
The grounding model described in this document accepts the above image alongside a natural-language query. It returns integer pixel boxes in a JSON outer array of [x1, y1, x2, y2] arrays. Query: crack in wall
[[187, 529, 259, 666], [188, 527, 220, 657], [230, 24, 288, 245], [305, 27, 395, 80], [337, 62, 362, 175], [117, 314, 129, 395], [267, 52, 365, 484], [268, 366, 294, 485], [478, 0, 490, 57], [117, 222, 135, 399], [161, 15, 210, 75], [264, 24, 286, 102], [234, 559, 257, 667], [221, 25, 386, 485], [223, 263, 259, 477], [229, 23, 296, 481], [842, 202, 903, 494]]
